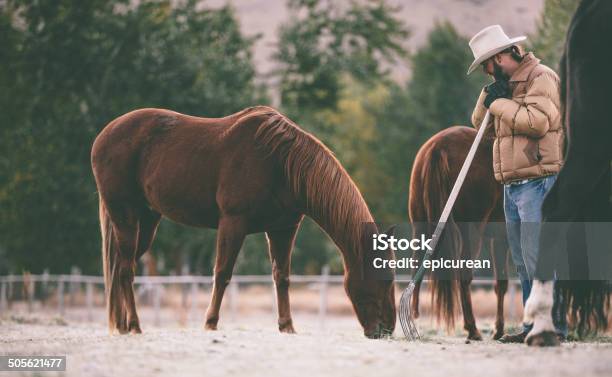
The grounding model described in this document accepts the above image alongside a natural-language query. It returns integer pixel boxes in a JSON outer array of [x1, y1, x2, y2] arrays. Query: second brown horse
[[409, 126, 509, 340], [91, 106, 395, 338]]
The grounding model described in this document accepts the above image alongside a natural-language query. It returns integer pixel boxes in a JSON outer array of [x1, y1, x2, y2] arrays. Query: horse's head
[[345, 274, 396, 338], [344, 224, 396, 338]]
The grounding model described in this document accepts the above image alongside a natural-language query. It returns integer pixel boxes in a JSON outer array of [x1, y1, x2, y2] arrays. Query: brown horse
[[409, 126, 509, 340], [91, 106, 395, 338]]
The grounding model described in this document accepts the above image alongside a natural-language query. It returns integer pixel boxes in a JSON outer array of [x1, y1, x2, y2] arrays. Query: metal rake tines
[[399, 281, 420, 340]]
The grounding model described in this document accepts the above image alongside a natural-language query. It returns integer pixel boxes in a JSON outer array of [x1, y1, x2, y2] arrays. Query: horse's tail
[[419, 146, 462, 330], [99, 196, 124, 332], [560, 281, 610, 337], [554, 222, 611, 337]]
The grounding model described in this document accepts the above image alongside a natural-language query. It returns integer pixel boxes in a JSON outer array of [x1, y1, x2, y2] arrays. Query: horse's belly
[[159, 204, 220, 228], [144, 182, 220, 228]]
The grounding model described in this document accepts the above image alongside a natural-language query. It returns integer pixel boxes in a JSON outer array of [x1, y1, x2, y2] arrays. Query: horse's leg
[[108, 206, 139, 334], [410, 246, 423, 318], [459, 224, 482, 340], [493, 280, 508, 340], [121, 208, 161, 334], [136, 208, 162, 261], [524, 280, 558, 346], [459, 277, 481, 340], [267, 223, 301, 333], [205, 216, 246, 330], [489, 235, 508, 340], [411, 281, 422, 319]]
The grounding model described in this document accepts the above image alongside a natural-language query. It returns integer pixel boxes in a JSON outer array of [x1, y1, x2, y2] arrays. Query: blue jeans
[[504, 175, 567, 336]]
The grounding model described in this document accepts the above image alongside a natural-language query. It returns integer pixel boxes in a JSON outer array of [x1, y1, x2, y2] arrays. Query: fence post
[[57, 278, 65, 317], [86, 282, 94, 322], [7, 278, 13, 309], [508, 280, 516, 321], [319, 265, 330, 328], [153, 284, 161, 326], [0, 282, 6, 313], [41, 269, 50, 306], [229, 280, 238, 320], [270, 277, 277, 316], [70, 266, 81, 306], [27, 277, 34, 313], [181, 264, 189, 310], [190, 281, 198, 323]]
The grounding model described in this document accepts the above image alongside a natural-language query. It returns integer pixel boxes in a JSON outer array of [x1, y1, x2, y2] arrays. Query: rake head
[[399, 281, 420, 340]]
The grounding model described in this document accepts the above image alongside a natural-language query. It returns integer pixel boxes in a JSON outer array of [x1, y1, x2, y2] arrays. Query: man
[[467, 25, 567, 343]]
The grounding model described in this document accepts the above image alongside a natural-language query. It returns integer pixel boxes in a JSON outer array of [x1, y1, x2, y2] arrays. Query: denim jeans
[[504, 175, 567, 336]]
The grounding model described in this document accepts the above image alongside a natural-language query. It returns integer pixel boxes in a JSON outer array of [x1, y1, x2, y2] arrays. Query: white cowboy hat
[[467, 25, 526, 75]]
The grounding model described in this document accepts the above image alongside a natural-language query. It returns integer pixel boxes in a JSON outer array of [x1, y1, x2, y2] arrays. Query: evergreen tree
[[373, 22, 487, 221], [530, 0, 580, 69], [0, 0, 263, 274], [274, 0, 409, 119]]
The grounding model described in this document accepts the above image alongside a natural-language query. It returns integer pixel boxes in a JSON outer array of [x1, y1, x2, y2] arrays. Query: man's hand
[[484, 80, 511, 108]]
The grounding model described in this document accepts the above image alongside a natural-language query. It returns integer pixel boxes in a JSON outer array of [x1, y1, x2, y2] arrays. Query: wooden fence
[[0, 269, 518, 326]]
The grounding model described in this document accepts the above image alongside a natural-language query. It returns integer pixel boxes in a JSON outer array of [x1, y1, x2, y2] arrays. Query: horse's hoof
[[492, 331, 504, 340], [526, 331, 560, 347], [278, 318, 296, 334], [279, 324, 296, 334], [467, 330, 483, 341], [205, 323, 218, 331], [129, 323, 142, 334]]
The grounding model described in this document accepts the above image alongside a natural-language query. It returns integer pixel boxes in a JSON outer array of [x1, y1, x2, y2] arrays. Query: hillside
[[208, 0, 544, 82]]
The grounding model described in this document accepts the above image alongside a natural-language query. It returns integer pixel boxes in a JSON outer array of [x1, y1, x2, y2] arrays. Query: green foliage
[[274, 0, 409, 117], [276, 21, 485, 233], [407, 22, 487, 134], [0, 0, 263, 274], [0, 0, 575, 277], [371, 22, 487, 221], [529, 0, 580, 69], [270, 0, 410, 273]]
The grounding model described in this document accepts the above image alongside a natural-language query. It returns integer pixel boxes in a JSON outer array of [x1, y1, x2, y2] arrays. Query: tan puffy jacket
[[472, 53, 564, 183]]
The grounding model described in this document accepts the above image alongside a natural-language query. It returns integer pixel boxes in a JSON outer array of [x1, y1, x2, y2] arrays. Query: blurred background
[[0, 0, 578, 279]]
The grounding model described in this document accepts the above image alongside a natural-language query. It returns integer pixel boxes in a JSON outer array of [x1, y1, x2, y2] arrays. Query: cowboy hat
[[467, 25, 526, 75]]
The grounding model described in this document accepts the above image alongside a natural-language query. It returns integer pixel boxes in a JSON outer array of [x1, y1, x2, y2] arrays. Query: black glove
[[484, 80, 511, 108]]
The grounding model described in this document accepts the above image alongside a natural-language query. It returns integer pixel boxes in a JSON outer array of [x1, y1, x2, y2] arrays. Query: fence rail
[[0, 273, 518, 284], [0, 272, 519, 326]]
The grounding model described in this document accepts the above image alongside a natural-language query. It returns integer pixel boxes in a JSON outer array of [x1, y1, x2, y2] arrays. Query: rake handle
[[411, 110, 491, 285]]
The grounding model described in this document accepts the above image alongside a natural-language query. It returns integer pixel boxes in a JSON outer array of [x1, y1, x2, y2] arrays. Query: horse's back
[[91, 106, 295, 229], [410, 126, 485, 191], [409, 126, 500, 223], [92, 109, 224, 192]]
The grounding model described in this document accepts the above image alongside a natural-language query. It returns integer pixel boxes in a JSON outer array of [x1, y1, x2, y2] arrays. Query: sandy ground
[[2, 313, 612, 377]]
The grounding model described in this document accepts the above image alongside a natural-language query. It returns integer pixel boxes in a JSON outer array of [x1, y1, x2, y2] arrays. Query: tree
[[273, 0, 409, 119], [372, 22, 487, 221], [529, 0, 580, 70], [0, 0, 263, 274], [268, 0, 411, 273]]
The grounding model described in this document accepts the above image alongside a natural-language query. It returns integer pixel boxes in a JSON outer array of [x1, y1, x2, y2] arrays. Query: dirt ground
[[2, 313, 612, 377]]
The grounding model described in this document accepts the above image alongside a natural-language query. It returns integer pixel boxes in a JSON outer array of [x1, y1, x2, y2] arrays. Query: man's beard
[[493, 61, 510, 81]]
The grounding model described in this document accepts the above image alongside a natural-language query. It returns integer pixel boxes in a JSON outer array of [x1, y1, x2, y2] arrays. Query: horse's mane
[[243, 106, 375, 255]]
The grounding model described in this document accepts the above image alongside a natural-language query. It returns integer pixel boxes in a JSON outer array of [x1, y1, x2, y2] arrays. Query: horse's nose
[[364, 323, 384, 339]]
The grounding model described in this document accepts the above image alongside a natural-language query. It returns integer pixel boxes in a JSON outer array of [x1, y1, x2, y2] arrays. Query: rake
[[399, 110, 492, 340]]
